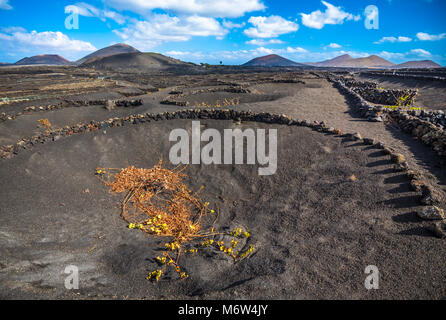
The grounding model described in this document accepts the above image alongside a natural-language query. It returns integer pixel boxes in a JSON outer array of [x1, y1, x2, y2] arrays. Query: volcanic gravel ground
[[1, 66, 446, 300], [0, 120, 445, 299]]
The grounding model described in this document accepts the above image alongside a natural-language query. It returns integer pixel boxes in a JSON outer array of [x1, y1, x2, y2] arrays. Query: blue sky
[[0, 0, 445, 65]]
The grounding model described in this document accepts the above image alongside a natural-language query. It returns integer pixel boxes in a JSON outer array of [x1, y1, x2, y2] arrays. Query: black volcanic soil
[[1, 66, 446, 300], [1, 119, 445, 300]]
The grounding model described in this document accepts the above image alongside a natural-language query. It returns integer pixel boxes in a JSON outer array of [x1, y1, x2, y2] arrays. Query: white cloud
[[286, 46, 308, 53], [165, 50, 207, 60], [327, 43, 341, 48], [114, 14, 228, 51], [410, 48, 431, 57], [0, 33, 12, 41], [166, 47, 269, 62], [0, 0, 12, 10], [222, 20, 246, 29], [0, 30, 96, 52], [65, 3, 126, 24], [102, 10, 127, 24], [166, 50, 195, 56], [374, 36, 412, 44], [416, 32, 446, 41], [379, 49, 432, 61], [301, 1, 360, 29], [0, 29, 97, 59], [223, 47, 276, 58], [1, 26, 27, 33], [243, 16, 298, 38], [65, 4, 93, 17], [105, 0, 266, 18], [246, 39, 284, 46], [379, 51, 405, 60]]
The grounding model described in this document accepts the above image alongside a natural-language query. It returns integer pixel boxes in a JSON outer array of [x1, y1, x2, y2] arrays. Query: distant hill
[[0, 63, 11, 66], [310, 54, 395, 68], [80, 52, 197, 73], [243, 54, 304, 67], [353, 55, 395, 68], [15, 55, 71, 66], [76, 43, 140, 65], [392, 60, 442, 69], [307, 54, 353, 67]]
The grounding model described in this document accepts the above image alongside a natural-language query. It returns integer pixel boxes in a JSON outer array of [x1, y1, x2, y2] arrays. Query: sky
[[0, 0, 445, 65]]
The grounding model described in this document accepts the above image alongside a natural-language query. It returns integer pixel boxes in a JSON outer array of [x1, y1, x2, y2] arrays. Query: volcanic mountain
[[243, 54, 305, 67], [76, 43, 140, 65], [80, 52, 196, 73], [306, 54, 353, 67], [311, 54, 395, 68], [14, 55, 71, 66], [393, 60, 442, 69]]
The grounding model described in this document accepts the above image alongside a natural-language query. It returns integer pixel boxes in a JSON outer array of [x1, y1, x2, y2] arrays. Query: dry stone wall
[[328, 75, 446, 158], [340, 77, 418, 106]]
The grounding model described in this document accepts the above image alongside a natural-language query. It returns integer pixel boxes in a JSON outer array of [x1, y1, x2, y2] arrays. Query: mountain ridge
[[76, 43, 140, 65], [3, 48, 443, 69], [309, 54, 395, 68], [241, 53, 443, 69], [79, 51, 197, 73], [243, 54, 305, 67], [393, 60, 442, 69], [14, 54, 71, 66]]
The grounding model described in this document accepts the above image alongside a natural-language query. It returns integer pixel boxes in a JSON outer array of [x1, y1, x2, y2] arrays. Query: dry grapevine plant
[[96, 160, 255, 281]]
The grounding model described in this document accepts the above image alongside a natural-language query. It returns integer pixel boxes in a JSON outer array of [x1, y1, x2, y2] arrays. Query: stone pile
[[160, 99, 189, 107], [0, 112, 19, 122], [407, 109, 446, 128]]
